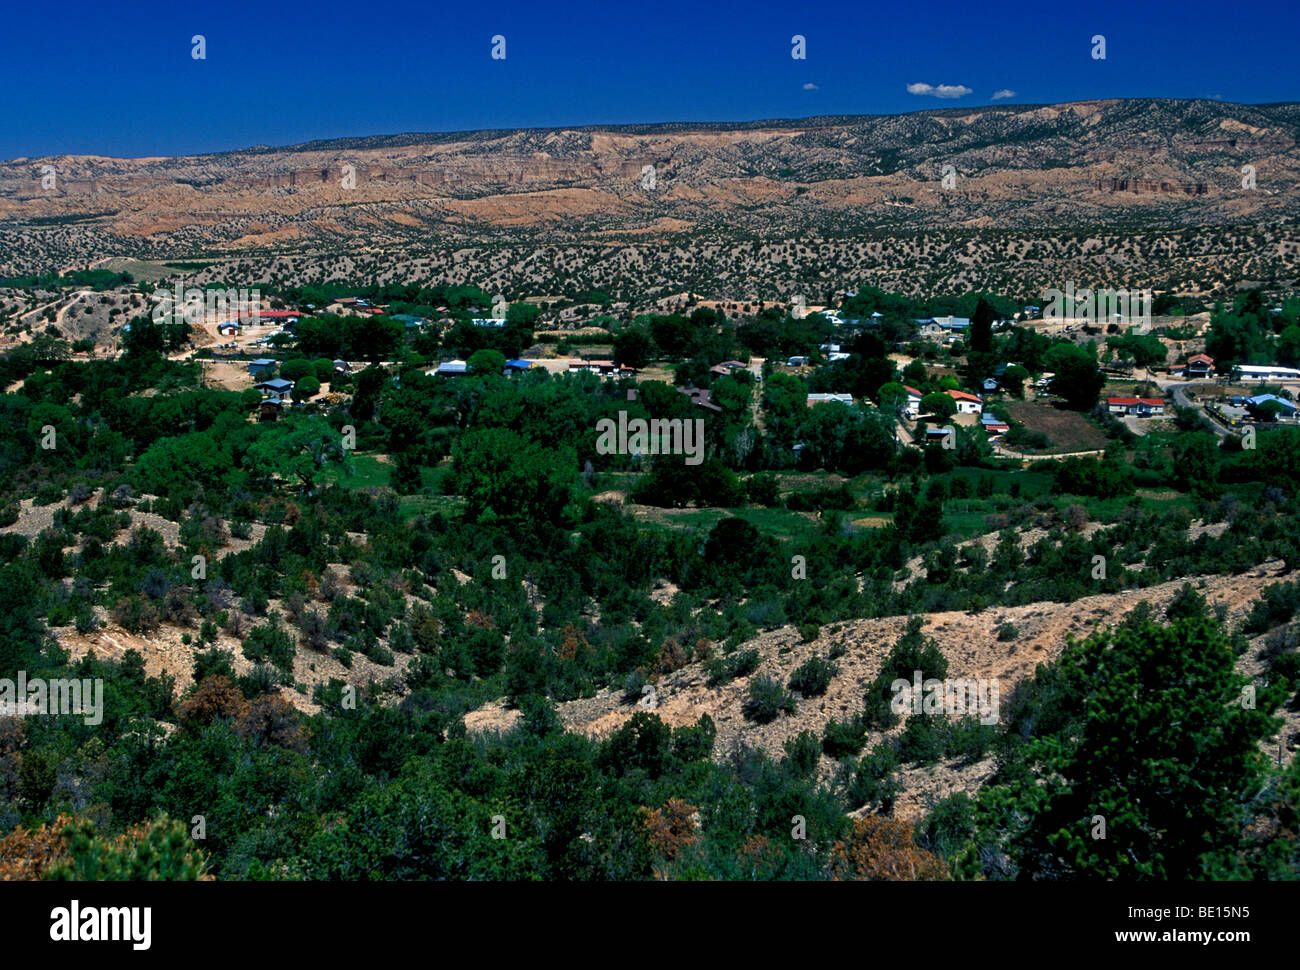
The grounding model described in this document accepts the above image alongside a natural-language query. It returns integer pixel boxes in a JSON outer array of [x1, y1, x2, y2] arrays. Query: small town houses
[[568, 360, 637, 377], [901, 385, 925, 418], [917, 316, 971, 344], [391, 313, 428, 331], [981, 412, 1010, 438], [924, 427, 952, 444], [1245, 393, 1300, 419], [709, 360, 748, 378], [422, 357, 634, 378], [946, 389, 984, 415], [1170, 354, 1215, 379], [256, 378, 294, 404], [806, 393, 853, 406], [1236, 364, 1300, 382], [817, 344, 850, 362], [678, 386, 723, 412], [1107, 396, 1166, 417]]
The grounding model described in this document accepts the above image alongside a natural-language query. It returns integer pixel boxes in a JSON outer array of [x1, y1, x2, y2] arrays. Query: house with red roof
[[1171, 354, 1215, 378], [1107, 396, 1165, 417], [945, 389, 984, 414], [980, 412, 1010, 435], [901, 385, 924, 416]]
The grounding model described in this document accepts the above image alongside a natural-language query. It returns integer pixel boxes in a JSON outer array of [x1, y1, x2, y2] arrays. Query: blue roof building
[[256, 377, 294, 403], [1247, 393, 1298, 414]]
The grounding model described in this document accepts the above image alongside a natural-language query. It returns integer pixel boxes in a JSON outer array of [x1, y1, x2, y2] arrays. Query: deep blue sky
[[4, 0, 1296, 160]]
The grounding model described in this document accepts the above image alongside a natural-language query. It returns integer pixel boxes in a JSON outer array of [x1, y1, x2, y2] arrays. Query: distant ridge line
[[229, 97, 1273, 157]]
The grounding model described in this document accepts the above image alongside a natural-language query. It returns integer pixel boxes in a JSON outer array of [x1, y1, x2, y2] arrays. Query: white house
[[427, 359, 468, 376], [946, 390, 984, 414], [1106, 396, 1165, 417], [902, 385, 924, 417], [566, 360, 629, 376], [806, 393, 853, 406], [1237, 364, 1300, 382]]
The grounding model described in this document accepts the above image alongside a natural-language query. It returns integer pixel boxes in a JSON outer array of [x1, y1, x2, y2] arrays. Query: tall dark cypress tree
[[971, 297, 994, 353]]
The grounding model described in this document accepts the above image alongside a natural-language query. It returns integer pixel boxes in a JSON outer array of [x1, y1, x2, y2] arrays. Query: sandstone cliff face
[[1094, 178, 1210, 195], [1, 97, 1298, 278]]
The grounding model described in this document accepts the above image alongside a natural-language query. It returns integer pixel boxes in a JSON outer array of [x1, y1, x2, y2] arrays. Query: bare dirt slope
[[14, 486, 1292, 814], [463, 562, 1296, 821]]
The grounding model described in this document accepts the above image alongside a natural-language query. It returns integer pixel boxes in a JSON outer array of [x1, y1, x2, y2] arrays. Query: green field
[[944, 465, 1054, 497], [397, 493, 467, 518], [327, 453, 391, 490]]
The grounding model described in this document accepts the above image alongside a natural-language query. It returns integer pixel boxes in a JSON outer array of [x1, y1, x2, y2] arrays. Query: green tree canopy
[[921, 392, 957, 421], [467, 349, 507, 375], [996, 616, 1279, 879], [244, 416, 348, 492], [1044, 343, 1104, 410], [449, 428, 579, 525]]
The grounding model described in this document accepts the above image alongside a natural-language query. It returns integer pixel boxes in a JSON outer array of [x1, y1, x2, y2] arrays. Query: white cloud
[[992, 89, 1016, 100], [803, 82, 819, 90], [906, 82, 972, 99]]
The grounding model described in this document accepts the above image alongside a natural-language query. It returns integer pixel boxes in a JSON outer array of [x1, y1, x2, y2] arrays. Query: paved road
[[1165, 380, 1233, 437], [1164, 379, 1213, 407]]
